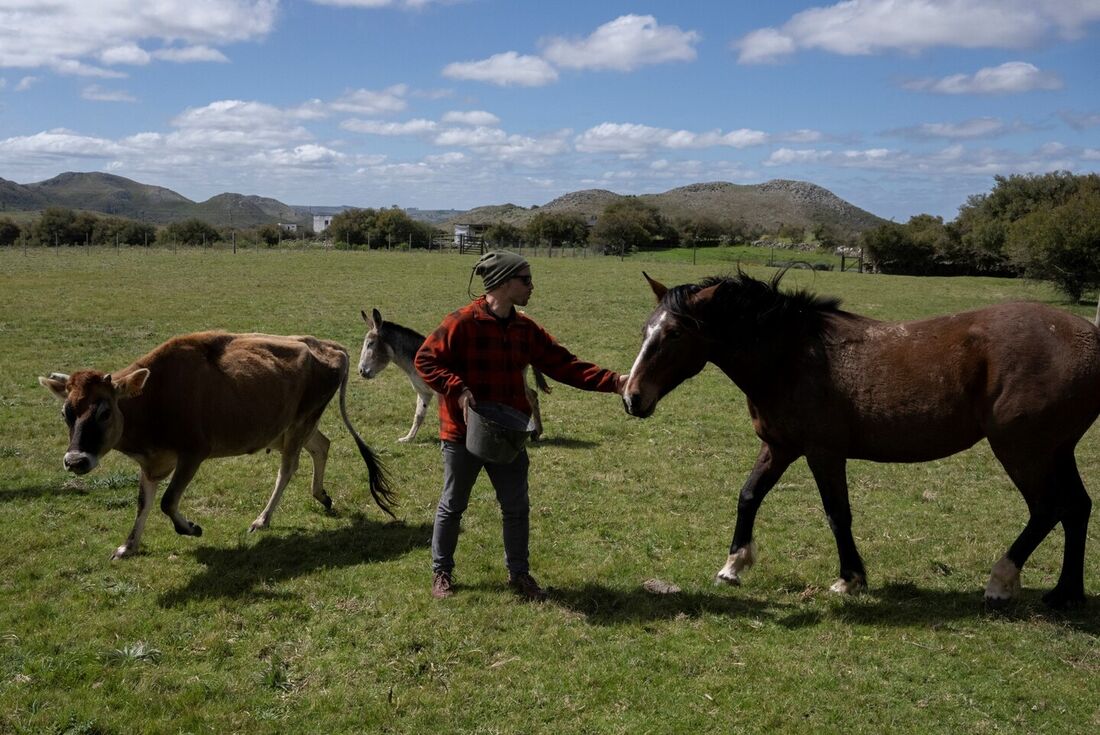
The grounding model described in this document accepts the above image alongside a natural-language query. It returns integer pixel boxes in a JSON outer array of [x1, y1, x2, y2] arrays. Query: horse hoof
[[320, 494, 333, 511], [714, 570, 742, 586], [1042, 587, 1087, 610], [983, 594, 1015, 612], [191, 523, 203, 537], [829, 577, 865, 595], [111, 545, 134, 560], [397, 437, 412, 443]]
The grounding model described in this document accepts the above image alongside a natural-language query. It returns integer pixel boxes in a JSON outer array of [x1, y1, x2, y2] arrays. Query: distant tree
[[861, 220, 937, 274], [163, 218, 220, 246], [590, 198, 676, 254], [484, 222, 523, 248], [675, 216, 725, 248], [0, 217, 20, 247], [33, 207, 85, 247], [92, 217, 156, 247], [525, 212, 589, 247], [811, 222, 846, 251], [1006, 185, 1100, 302], [255, 224, 282, 247]]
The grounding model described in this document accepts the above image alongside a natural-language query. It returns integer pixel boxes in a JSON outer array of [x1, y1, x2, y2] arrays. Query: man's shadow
[[158, 514, 431, 607]]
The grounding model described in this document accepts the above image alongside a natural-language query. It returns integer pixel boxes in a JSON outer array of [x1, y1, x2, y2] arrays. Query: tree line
[[861, 171, 1100, 301]]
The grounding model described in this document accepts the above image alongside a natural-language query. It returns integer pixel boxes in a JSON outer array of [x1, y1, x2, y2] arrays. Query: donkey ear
[[39, 372, 71, 402], [372, 308, 383, 328], [643, 272, 667, 301], [361, 309, 370, 324]]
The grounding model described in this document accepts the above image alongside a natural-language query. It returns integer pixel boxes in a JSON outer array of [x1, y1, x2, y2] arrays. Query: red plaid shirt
[[415, 296, 621, 442]]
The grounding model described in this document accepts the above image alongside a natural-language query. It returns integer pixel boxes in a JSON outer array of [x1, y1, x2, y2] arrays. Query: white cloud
[[247, 145, 346, 168], [82, 85, 137, 103], [1061, 111, 1100, 130], [432, 126, 570, 163], [442, 52, 558, 87], [442, 110, 500, 126], [733, 0, 1100, 63], [903, 61, 1062, 95], [15, 76, 36, 91], [575, 122, 771, 154], [309, 0, 448, 8], [154, 46, 230, 64], [0, 128, 130, 158], [330, 85, 409, 115], [342, 118, 438, 136], [887, 117, 1013, 139], [0, 1, 276, 74], [169, 100, 316, 148], [541, 14, 699, 71]]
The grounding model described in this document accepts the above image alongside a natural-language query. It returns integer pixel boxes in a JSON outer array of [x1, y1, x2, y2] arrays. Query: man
[[415, 251, 626, 601]]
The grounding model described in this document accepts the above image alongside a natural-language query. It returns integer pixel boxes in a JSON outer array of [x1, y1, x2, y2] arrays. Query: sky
[[1, 1, 1098, 222]]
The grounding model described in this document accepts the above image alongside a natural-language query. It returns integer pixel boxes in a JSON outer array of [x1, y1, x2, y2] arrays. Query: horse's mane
[[663, 268, 842, 339]]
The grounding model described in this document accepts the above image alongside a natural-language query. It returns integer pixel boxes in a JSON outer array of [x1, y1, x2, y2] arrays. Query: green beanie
[[473, 250, 529, 291]]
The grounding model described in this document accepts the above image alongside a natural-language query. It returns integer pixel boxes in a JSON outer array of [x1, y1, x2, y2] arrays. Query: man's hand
[[459, 389, 476, 423], [615, 374, 629, 395]]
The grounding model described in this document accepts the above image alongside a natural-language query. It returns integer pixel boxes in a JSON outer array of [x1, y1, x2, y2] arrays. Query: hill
[[450, 180, 885, 236]]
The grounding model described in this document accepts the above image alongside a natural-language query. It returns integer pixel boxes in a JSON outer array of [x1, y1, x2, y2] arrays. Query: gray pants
[[431, 440, 530, 576]]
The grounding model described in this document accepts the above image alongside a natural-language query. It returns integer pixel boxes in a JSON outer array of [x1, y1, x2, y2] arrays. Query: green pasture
[[0, 248, 1097, 734]]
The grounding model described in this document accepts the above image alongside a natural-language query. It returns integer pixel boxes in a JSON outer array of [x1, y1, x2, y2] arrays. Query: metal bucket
[[466, 401, 535, 464]]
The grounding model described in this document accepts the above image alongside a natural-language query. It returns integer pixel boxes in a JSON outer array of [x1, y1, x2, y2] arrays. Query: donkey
[[358, 308, 550, 442]]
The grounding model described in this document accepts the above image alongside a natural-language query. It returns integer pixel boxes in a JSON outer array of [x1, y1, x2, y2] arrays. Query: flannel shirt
[[415, 296, 621, 442]]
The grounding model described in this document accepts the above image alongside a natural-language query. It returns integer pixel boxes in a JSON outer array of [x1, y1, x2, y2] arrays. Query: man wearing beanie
[[415, 251, 626, 601]]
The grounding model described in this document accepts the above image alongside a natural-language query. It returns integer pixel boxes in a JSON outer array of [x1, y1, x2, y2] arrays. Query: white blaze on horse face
[[628, 310, 669, 393]]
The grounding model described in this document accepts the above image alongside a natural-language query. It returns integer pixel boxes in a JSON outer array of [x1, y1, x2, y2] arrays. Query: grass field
[[1, 247, 1097, 734]]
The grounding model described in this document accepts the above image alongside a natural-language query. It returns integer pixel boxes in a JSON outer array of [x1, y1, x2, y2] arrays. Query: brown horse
[[623, 270, 1098, 608]]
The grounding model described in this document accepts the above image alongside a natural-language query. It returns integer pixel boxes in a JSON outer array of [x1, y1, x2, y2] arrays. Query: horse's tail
[[532, 367, 552, 394], [337, 351, 397, 518]]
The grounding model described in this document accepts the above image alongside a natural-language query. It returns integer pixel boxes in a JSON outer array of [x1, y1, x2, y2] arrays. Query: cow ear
[[643, 271, 667, 301], [39, 372, 71, 402], [112, 368, 150, 398], [372, 308, 383, 328]]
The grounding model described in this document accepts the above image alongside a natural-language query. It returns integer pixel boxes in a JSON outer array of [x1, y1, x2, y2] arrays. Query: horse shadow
[[157, 514, 432, 607], [545, 582, 788, 625]]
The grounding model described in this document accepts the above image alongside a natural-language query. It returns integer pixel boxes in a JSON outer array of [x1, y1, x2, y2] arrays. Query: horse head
[[623, 273, 713, 418]]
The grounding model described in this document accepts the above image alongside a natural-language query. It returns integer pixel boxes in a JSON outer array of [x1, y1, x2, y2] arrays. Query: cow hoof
[[189, 523, 203, 537], [983, 594, 1015, 612], [319, 494, 333, 512], [829, 576, 865, 595], [397, 436, 412, 443], [248, 519, 268, 533]]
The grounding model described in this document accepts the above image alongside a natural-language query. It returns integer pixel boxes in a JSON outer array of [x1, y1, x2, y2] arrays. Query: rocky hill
[[450, 179, 884, 236], [0, 172, 886, 235]]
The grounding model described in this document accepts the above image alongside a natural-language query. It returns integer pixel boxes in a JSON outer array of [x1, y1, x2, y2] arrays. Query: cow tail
[[532, 367, 552, 394], [338, 353, 397, 518]]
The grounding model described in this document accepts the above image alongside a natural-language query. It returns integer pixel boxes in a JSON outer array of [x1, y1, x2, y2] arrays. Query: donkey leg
[[806, 453, 866, 594], [399, 391, 431, 443], [717, 442, 794, 585], [304, 428, 333, 511], [1044, 453, 1091, 608]]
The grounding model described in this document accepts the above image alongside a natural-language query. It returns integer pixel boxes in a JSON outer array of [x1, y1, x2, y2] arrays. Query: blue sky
[[1, 1, 1098, 221]]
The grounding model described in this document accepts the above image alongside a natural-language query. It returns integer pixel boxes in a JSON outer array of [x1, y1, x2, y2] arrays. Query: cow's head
[[39, 368, 149, 474]]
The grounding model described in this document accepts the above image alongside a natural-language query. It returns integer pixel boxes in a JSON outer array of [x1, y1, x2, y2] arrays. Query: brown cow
[[39, 331, 395, 559]]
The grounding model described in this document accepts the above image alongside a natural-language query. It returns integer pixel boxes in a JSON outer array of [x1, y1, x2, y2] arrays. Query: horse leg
[[1044, 453, 1091, 608], [304, 428, 333, 511], [716, 442, 795, 585], [806, 453, 866, 594], [399, 391, 431, 443], [986, 445, 1063, 605]]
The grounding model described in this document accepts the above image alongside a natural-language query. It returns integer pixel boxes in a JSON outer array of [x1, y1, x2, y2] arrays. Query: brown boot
[[508, 572, 548, 602], [432, 571, 454, 599]]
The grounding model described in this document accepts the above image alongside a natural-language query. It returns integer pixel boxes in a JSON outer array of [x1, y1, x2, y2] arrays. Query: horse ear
[[643, 272, 667, 301], [361, 309, 370, 324], [372, 308, 383, 328]]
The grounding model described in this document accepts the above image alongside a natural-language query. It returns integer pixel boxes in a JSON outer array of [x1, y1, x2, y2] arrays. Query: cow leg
[[112, 469, 160, 560], [716, 442, 795, 585], [806, 452, 866, 594], [399, 391, 431, 443], [159, 455, 204, 537], [525, 382, 543, 441], [250, 444, 302, 532], [304, 428, 333, 511]]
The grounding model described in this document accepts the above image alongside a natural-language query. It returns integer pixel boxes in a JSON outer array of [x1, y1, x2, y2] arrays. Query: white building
[[313, 215, 334, 233]]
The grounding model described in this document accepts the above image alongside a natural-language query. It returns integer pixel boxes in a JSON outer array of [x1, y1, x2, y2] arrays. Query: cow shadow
[[158, 513, 431, 607]]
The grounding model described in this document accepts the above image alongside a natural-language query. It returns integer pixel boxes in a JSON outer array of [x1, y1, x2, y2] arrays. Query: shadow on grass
[[529, 437, 599, 450], [829, 582, 1100, 635], [158, 513, 431, 608], [546, 582, 788, 625], [0, 482, 74, 503]]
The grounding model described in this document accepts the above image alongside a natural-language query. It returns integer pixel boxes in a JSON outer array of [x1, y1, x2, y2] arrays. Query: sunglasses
[[513, 274, 533, 286]]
